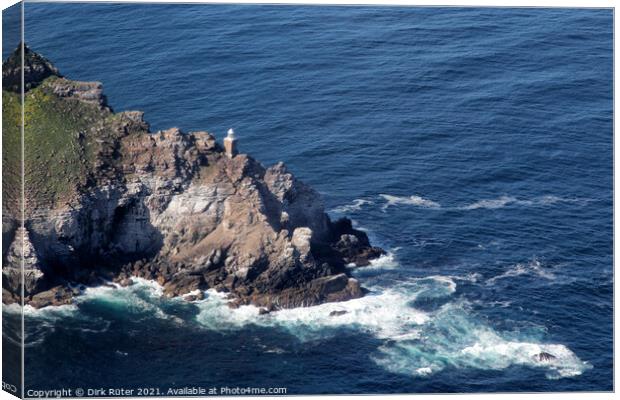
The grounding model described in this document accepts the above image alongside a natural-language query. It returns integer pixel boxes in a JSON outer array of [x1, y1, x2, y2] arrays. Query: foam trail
[[450, 272, 483, 284], [331, 198, 374, 213], [486, 258, 555, 286], [380, 194, 441, 211], [376, 193, 591, 212], [462, 195, 520, 210], [419, 275, 457, 295], [461, 195, 592, 210]]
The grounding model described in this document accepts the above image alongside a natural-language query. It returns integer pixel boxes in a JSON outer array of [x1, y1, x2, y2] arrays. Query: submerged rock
[[536, 352, 557, 362], [29, 286, 73, 308], [329, 310, 348, 317]]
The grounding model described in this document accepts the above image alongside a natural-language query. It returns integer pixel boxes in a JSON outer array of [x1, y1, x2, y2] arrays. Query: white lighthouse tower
[[224, 128, 238, 158]]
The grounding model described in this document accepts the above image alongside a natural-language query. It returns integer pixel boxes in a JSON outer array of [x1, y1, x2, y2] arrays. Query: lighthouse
[[224, 128, 238, 158]]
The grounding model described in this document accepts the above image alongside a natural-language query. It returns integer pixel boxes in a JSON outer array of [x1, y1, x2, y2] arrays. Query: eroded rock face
[[2, 46, 385, 310], [51, 79, 107, 108]]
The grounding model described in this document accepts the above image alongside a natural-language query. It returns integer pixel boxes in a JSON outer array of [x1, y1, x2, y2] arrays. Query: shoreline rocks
[[1, 45, 385, 310]]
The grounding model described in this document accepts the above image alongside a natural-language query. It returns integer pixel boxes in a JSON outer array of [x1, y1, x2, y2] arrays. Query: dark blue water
[[4, 4, 612, 394]]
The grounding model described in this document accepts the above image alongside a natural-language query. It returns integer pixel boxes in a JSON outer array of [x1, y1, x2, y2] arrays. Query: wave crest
[[194, 273, 589, 380], [331, 198, 374, 213]]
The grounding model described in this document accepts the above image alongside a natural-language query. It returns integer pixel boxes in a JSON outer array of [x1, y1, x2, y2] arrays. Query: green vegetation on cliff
[[2, 90, 22, 215], [23, 77, 104, 208], [2, 45, 139, 212]]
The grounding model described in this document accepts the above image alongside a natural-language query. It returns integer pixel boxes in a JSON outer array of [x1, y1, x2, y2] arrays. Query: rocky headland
[[2, 45, 384, 310]]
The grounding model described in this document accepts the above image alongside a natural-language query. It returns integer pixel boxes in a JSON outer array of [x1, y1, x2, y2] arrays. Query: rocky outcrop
[[2, 46, 384, 310], [2, 43, 61, 93], [330, 218, 384, 266], [51, 80, 107, 108]]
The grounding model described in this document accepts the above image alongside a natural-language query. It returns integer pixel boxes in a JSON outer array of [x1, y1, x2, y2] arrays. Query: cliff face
[[2, 46, 383, 310]]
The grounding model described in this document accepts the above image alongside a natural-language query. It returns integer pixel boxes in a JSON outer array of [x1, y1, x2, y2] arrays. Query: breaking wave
[[194, 277, 445, 341], [3, 278, 183, 346], [7, 265, 589, 380], [3, 300, 105, 347], [348, 249, 401, 272], [193, 271, 590, 380], [78, 279, 174, 322]]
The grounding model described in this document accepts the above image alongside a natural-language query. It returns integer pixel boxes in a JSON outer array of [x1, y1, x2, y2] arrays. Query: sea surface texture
[[4, 4, 612, 393]]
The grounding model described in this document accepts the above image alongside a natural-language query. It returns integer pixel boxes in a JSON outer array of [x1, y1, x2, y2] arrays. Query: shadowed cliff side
[[1, 45, 384, 310]]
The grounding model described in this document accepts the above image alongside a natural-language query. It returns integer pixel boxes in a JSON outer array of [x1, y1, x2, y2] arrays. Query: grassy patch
[[3, 76, 150, 213], [21, 78, 116, 210], [2, 90, 22, 216]]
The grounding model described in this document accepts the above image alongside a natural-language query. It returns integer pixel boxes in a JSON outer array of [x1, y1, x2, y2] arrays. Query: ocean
[[2, 4, 613, 394]]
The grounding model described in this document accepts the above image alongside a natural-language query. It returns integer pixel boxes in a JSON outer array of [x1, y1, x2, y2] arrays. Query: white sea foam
[[3, 296, 107, 346], [459, 335, 589, 379], [8, 278, 174, 330], [7, 260, 587, 380], [380, 194, 441, 211], [376, 193, 590, 212], [193, 270, 589, 380], [3, 301, 78, 317], [182, 289, 203, 301], [195, 284, 432, 341], [371, 301, 592, 380], [461, 195, 591, 211], [331, 199, 374, 213], [3, 302, 25, 315], [462, 195, 521, 210], [350, 249, 400, 272], [451, 272, 483, 284], [416, 367, 433, 376], [79, 278, 173, 321], [486, 259, 555, 286], [421, 275, 457, 294]]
